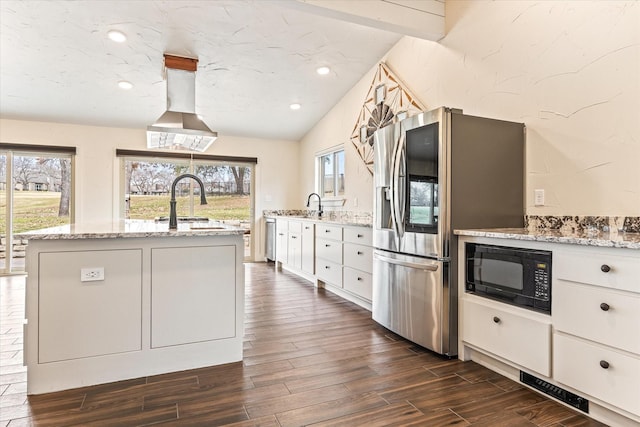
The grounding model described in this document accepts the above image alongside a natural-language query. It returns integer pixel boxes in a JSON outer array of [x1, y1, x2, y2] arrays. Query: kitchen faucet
[[169, 174, 207, 230], [306, 192, 323, 218]]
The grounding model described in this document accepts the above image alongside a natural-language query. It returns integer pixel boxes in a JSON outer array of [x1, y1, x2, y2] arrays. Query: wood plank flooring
[[1, 263, 607, 426]]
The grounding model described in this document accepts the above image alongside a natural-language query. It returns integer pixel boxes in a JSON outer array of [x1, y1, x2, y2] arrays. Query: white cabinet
[[287, 221, 302, 270], [458, 235, 640, 426], [275, 218, 288, 265], [277, 219, 315, 277], [301, 222, 315, 275], [342, 226, 373, 302], [461, 297, 551, 376], [316, 224, 343, 286], [552, 246, 640, 418]]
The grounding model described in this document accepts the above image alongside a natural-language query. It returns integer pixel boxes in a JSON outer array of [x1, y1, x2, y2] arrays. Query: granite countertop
[[455, 228, 640, 250], [263, 210, 372, 228], [15, 220, 245, 240]]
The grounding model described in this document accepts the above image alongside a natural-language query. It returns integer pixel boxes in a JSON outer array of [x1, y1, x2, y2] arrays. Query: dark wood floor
[[1, 263, 606, 426]]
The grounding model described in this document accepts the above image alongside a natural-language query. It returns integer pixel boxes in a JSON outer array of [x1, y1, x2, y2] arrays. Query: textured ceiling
[[0, 1, 402, 141]]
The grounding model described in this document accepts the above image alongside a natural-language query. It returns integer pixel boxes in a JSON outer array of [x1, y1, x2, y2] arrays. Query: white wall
[[300, 0, 640, 216], [0, 118, 300, 259]]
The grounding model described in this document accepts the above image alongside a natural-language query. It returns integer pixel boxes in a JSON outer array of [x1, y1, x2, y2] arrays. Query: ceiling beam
[[287, 0, 445, 41]]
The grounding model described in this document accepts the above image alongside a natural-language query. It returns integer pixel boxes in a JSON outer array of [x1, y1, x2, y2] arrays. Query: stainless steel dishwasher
[[265, 218, 276, 262]]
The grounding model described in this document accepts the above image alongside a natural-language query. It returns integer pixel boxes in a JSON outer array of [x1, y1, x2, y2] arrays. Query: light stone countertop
[[455, 228, 640, 250], [263, 211, 372, 228], [15, 220, 245, 240]]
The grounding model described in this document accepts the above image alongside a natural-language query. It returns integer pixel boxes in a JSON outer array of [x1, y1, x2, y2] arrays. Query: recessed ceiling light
[[316, 66, 330, 75], [118, 81, 133, 90], [107, 30, 127, 43], [290, 103, 301, 110]]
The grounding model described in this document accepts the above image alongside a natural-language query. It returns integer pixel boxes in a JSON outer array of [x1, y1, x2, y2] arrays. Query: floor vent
[[520, 371, 589, 413]]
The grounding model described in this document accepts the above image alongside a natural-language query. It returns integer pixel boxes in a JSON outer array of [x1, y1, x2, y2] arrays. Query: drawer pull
[[325, 244, 330, 247], [599, 360, 610, 369], [291, 236, 297, 239], [357, 251, 363, 255], [600, 302, 610, 311], [325, 229, 331, 233], [325, 266, 330, 269], [493, 316, 501, 324], [357, 234, 363, 238], [600, 264, 611, 273], [357, 277, 363, 281]]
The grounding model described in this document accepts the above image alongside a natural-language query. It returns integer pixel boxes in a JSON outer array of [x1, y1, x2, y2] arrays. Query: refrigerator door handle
[[392, 133, 405, 240], [374, 252, 439, 271]]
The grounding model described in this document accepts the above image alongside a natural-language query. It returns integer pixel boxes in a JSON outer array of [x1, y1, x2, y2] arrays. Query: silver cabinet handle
[[374, 253, 438, 271]]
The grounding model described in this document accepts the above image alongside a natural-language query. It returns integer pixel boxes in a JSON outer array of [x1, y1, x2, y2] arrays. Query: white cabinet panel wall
[[151, 246, 236, 348], [38, 249, 142, 363]]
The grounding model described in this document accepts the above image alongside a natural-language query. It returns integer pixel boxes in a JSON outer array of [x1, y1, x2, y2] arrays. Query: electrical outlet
[[534, 189, 545, 206], [81, 267, 104, 282]]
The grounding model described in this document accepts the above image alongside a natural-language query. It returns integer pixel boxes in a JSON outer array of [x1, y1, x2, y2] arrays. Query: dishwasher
[[265, 218, 276, 262]]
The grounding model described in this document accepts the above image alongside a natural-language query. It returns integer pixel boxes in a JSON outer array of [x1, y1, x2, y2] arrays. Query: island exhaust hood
[[147, 54, 217, 152]]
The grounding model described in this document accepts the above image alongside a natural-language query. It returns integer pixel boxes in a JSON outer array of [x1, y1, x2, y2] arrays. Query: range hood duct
[[147, 55, 217, 152]]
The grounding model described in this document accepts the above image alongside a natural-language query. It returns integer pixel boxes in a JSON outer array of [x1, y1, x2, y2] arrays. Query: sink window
[[117, 150, 256, 260], [317, 146, 345, 198]]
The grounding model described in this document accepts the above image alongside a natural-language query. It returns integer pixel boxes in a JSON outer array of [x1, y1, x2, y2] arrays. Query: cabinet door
[[39, 249, 142, 363], [275, 219, 288, 264], [301, 223, 315, 274], [288, 232, 302, 269], [462, 298, 551, 376], [151, 245, 236, 348]]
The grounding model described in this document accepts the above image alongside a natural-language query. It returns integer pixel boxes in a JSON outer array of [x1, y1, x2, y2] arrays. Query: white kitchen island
[[18, 220, 245, 394]]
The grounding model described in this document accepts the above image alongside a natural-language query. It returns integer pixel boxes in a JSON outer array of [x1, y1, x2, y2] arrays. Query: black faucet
[[169, 174, 207, 230], [306, 192, 323, 218]]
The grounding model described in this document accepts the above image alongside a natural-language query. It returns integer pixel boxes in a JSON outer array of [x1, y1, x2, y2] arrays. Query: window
[[318, 148, 344, 198]]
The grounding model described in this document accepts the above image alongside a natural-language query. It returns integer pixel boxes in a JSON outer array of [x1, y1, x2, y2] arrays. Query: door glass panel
[[0, 153, 6, 272], [11, 153, 72, 272], [405, 122, 439, 233]]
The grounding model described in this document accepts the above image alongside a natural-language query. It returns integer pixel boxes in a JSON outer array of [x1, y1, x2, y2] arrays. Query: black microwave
[[465, 243, 552, 314]]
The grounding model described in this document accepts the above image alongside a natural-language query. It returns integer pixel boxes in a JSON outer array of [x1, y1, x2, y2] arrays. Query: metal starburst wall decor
[[350, 62, 425, 175]]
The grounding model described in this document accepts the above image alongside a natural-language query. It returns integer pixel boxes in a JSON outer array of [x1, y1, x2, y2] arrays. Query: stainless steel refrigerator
[[372, 107, 525, 357]]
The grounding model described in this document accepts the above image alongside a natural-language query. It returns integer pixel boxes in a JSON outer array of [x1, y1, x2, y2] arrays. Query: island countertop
[[455, 227, 640, 250], [16, 219, 245, 240]]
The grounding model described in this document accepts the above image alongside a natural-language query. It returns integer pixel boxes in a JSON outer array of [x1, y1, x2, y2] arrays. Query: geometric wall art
[[350, 62, 425, 175]]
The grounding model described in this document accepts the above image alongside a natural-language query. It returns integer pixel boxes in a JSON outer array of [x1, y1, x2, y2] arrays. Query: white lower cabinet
[[554, 333, 640, 418], [458, 235, 640, 427], [277, 219, 315, 277], [343, 266, 372, 301], [461, 297, 551, 377]]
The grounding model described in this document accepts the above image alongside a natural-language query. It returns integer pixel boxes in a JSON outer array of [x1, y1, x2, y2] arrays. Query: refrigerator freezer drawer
[[372, 250, 455, 356]]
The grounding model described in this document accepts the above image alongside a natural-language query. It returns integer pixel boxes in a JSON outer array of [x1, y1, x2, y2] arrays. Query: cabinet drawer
[[316, 238, 342, 264], [554, 333, 640, 417], [343, 267, 372, 301], [343, 243, 373, 274], [316, 259, 342, 286], [554, 280, 640, 354], [316, 224, 342, 240], [462, 298, 551, 376], [276, 218, 288, 232], [555, 250, 640, 293], [343, 227, 372, 245]]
